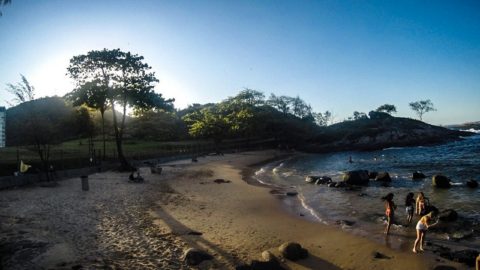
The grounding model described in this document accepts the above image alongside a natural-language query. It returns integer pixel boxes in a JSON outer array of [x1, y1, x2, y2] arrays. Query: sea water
[[254, 134, 480, 250]]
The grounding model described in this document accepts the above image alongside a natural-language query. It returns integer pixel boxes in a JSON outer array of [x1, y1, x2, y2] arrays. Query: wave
[[462, 128, 480, 134], [382, 146, 405, 151]]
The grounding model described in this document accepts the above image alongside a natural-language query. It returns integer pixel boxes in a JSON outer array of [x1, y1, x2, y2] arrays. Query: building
[[0, 107, 5, 148]]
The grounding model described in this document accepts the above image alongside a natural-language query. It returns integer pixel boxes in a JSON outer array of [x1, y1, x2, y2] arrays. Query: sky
[[0, 0, 479, 125]]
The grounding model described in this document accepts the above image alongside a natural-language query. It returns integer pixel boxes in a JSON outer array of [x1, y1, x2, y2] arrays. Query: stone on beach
[[182, 248, 213, 266], [342, 170, 369, 185], [278, 242, 308, 261], [412, 171, 426, 180], [432, 174, 451, 188], [438, 209, 458, 222]]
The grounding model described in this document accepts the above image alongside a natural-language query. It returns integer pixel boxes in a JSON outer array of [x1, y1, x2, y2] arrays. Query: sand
[[0, 150, 469, 269]]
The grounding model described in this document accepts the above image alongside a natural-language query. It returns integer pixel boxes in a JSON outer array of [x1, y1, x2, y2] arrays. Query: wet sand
[[0, 150, 468, 269]]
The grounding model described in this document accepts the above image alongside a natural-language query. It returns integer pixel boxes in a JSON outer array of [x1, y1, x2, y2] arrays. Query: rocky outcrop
[[433, 175, 451, 188], [278, 242, 308, 261], [375, 172, 391, 182], [343, 170, 369, 185], [303, 115, 473, 152]]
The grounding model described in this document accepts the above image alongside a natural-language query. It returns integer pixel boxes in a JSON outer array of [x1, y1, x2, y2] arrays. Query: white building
[[0, 107, 5, 148]]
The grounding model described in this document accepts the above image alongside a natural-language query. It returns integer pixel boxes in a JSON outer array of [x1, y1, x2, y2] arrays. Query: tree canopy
[[376, 104, 397, 114], [409, 99, 436, 121], [67, 48, 174, 170]]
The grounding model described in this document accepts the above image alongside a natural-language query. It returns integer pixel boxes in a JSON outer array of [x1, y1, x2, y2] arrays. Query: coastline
[[0, 150, 470, 269]]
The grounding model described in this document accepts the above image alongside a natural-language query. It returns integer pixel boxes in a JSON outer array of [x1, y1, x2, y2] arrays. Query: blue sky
[[0, 0, 479, 125]]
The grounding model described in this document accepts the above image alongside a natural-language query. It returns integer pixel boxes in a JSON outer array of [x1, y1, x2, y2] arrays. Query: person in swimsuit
[[382, 193, 396, 235], [415, 192, 426, 216], [405, 192, 415, 224], [412, 212, 438, 253]]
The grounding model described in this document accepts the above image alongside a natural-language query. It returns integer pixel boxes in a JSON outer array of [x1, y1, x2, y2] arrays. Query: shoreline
[[0, 149, 471, 269]]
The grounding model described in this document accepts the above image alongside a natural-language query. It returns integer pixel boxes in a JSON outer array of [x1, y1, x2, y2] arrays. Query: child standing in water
[[405, 193, 415, 225], [412, 212, 438, 253], [415, 192, 427, 216], [382, 193, 396, 235]]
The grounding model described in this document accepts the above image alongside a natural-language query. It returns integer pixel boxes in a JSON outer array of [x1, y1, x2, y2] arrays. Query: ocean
[[254, 133, 480, 251]]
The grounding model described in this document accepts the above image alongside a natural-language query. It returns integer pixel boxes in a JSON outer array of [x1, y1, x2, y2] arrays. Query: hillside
[[447, 121, 480, 132], [304, 111, 473, 152]]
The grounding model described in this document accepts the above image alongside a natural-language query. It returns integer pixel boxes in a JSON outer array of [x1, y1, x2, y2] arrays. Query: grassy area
[[0, 137, 275, 176]]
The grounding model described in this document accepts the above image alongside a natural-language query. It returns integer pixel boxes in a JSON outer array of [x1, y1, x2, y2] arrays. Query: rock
[[261, 251, 276, 262], [412, 171, 426, 180], [182, 248, 213, 266], [305, 176, 318, 183], [425, 205, 439, 216], [316, 176, 332, 185], [466, 179, 478, 188], [187, 230, 203, 236], [335, 182, 347, 188], [448, 231, 473, 241], [432, 175, 451, 188], [438, 209, 458, 222], [372, 251, 390, 259], [285, 192, 298, 196], [375, 172, 391, 182], [278, 242, 308, 261], [306, 176, 332, 184], [342, 170, 369, 185], [213, 179, 231, 184], [368, 171, 378, 179], [328, 182, 336, 188], [250, 260, 284, 270]]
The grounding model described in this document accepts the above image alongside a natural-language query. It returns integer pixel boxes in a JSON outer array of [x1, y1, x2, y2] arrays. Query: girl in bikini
[[382, 193, 396, 235], [415, 192, 426, 216], [405, 192, 415, 225], [412, 212, 438, 253]]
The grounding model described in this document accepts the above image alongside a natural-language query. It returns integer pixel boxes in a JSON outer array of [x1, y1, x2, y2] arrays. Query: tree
[[0, 0, 11, 16], [5, 76, 70, 181], [67, 49, 174, 170], [65, 80, 109, 160], [267, 94, 292, 114], [376, 104, 397, 115], [352, 111, 368, 120], [409, 99, 436, 121], [228, 88, 265, 106], [290, 96, 312, 119], [313, 110, 332, 126]]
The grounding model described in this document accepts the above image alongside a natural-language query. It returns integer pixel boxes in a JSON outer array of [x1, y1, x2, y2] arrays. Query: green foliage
[[409, 99, 436, 121], [129, 111, 187, 141], [376, 104, 397, 114], [67, 48, 174, 169], [352, 111, 368, 120], [313, 110, 332, 126]]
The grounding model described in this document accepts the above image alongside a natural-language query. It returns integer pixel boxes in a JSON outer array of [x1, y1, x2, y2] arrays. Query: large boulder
[[182, 248, 213, 266], [466, 179, 478, 188], [432, 175, 451, 188], [375, 172, 391, 182], [343, 170, 369, 185], [368, 171, 378, 179], [412, 171, 426, 180], [438, 209, 458, 222], [368, 111, 392, 120], [278, 242, 308, 261]]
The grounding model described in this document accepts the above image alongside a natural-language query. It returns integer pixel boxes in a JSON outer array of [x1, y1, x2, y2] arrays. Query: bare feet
[[412, 249, 417, 253]]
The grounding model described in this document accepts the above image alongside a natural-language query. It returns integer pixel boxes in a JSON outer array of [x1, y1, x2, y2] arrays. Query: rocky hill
[[304, 111, 473, 152]]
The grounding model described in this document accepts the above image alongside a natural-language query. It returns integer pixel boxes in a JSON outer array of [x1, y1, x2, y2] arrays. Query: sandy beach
[[0, 150, 469, 269]]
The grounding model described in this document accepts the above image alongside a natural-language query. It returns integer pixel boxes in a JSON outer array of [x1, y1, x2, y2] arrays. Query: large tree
[[67, 49, 174, 170], [409, 99, 436, 121]]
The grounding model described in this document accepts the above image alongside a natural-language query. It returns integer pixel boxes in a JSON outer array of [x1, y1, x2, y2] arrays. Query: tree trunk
[[101, 110, 106, 160], [110, 100, 133, 171]]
